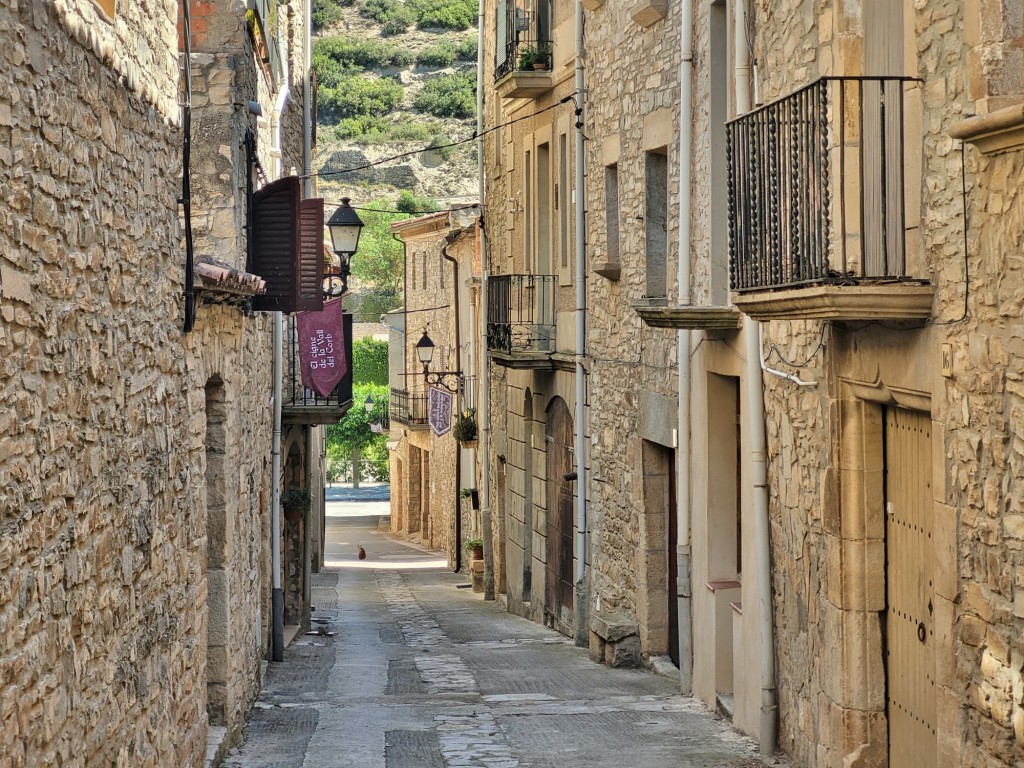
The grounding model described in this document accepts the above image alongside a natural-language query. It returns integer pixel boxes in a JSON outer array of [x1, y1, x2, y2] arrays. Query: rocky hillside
[[312, 0, 480, 207]]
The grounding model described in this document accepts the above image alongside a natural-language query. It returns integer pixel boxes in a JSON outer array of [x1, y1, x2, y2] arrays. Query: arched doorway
[[545, 397, 574, 634]]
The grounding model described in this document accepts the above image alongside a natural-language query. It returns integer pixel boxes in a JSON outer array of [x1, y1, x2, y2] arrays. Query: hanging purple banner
[[296, 298, 347, 397], [429, 386, 453, 437]]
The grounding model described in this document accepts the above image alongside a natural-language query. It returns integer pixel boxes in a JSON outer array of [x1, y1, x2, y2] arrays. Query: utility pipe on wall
[[675, 0, 694, 695], [476, 0, 495, 602], [735, 0, 778, 754], [270, 82, 290, 663], [572, 0, 588, 649]]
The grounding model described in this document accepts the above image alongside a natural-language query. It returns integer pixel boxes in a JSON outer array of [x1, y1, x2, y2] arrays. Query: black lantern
[[364, 394, 375, 414], [416, 330, 462, 392], [325, 198, 364, 297]]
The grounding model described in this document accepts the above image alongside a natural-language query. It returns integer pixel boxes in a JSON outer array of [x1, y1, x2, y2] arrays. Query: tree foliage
[[351, 194, 438, 292], [353, 337, 389, 385], [326, 383, 390, 481]]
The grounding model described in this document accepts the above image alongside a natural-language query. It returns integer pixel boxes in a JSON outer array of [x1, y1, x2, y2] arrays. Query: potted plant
[[281, 488, 311, 523], [464, 538, 484, 561], [452, 408, 478, 444], [517, 45, 550, 71]]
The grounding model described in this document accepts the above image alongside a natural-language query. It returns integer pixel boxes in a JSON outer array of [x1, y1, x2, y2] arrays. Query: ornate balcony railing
[[282, 312, 353, 424], [389, 387, 428, 427], [727, 76, 924, 293], [487, 274, 555, 357], [494, 0, 551, 81]]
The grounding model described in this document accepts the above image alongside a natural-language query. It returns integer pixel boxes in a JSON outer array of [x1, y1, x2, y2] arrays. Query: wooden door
[[545, 398, 574, 630], [884, 407, 936, 767]]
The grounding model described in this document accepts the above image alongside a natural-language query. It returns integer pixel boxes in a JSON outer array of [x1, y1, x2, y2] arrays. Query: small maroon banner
[[428, 386, 452, 437], [296, 298, 347, 397]]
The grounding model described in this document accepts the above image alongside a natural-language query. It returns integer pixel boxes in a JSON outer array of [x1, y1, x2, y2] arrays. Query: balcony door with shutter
[[863, 0, 906, 277]]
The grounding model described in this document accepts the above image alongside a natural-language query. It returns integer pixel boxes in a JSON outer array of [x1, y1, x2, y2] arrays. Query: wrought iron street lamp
[[415, 330, 463, 393], [364, 394, 375, 414], [324, 198, 364, 297]]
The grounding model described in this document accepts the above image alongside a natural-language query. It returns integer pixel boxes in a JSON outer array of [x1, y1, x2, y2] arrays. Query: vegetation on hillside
[[413, 71, 476, 119]]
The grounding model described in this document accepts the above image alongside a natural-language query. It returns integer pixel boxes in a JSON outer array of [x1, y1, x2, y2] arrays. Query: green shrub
[[413, 71, 476, 119], [311, 0, 344, 31], [313, 36, 413, 75], [396, 190, 439, 214], [360, 0, 416, 32], [455, 36, 478, 61], [416, 41, 457, 68], [426, 132, 455, 161], [353, 337, 389, 385], [319, 75, 404, 120], [332, 114, 390, 140], [409, 0, 477, 29]]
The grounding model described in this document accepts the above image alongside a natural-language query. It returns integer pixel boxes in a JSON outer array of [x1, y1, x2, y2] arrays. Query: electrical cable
[[309, 92, 579, 181]]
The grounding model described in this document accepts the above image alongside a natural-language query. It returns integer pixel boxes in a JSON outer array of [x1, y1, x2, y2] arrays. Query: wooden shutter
[[496, 0, 508, 69], [298, 199, 324, 312], [252, 176, 301, 313]]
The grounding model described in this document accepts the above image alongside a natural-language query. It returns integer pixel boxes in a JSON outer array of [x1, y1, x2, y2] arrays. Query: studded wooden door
[[545, 398, 574, 630], [884, 407, 936, 767]]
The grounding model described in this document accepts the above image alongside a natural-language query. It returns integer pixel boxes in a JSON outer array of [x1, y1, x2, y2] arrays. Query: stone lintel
[[629, 0, 667, 28], [580, 0, 604, 10], [950, 102, 1024, 155], [731, 283, 933, 321]]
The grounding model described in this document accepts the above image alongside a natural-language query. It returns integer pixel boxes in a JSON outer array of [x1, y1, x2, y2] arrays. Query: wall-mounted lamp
[[324, 198, 364, 298], [415, 330, 463, 393]]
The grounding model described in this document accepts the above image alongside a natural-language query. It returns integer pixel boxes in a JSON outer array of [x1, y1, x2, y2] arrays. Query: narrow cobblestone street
[[222, 509, 784, 768]]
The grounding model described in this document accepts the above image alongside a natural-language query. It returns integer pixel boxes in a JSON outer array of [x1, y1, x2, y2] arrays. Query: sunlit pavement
[[222, 503, 787, 768]]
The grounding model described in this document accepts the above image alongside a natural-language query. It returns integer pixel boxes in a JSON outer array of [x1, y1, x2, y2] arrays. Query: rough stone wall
[[0, 3, 206, 766], [751, 1, 1024, 766], [578, 0, 680, 656]]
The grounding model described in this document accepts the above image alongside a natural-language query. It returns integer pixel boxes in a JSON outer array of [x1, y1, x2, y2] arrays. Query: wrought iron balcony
[[493, 0, 553, 99], [727, 76, 933, 321], [487, 274, 555, 369], [282, 312, 353, 425], [389, 387, 428, 427]]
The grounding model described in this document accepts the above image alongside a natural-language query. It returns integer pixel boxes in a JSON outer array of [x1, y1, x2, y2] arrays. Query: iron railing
[[284, 312, 353, 409], [486, 274, 556, 355], [389, 387, 428, 427], [727, 76, 922, 292], [494, 0, 551, 80]]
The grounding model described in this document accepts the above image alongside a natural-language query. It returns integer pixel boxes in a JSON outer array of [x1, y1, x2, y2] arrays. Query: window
[[605, 163, 620, 266], [644, 148, 668, 298], [558, 133, 569, 273]]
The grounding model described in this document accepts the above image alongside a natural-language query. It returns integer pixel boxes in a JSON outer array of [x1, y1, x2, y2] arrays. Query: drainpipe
[[675, 0, 694, 694], [735, 0, 777, 754], [441, 231, 463, 574], [572, 0, 588, 648], [270, 82, 290, 663], [477, 0, 495, 601]]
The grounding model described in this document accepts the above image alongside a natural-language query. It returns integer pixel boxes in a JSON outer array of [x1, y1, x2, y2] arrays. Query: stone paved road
[[222, 514, 786, 768]]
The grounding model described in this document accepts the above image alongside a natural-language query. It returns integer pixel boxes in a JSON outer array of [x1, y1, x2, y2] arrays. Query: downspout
[[675, 0, 694, 694], [270, 81, 290, 663], [441, 231, 463, 574], [572, 0, 588, 648], [477, 0, 495, 601], [735, 0, 777, 754]]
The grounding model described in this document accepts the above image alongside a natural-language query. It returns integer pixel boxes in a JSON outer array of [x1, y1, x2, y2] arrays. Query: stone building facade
[[389, 210, 482, 570], [479, 0, 590, 639], [479, 0, 1024, 766], [0, 0, 317, 765]]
